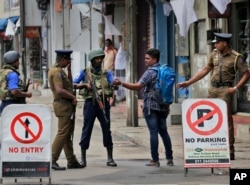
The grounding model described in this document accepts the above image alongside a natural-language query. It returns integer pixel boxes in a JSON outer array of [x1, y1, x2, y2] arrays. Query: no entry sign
[[182, 99, 230, 168], [0, 104, 52, 178], [10, 112, 43, 144]]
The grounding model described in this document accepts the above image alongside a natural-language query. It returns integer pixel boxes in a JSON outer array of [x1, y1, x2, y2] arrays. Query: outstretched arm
[[176, 65, 212, 89], [113, 79, 143, 90]]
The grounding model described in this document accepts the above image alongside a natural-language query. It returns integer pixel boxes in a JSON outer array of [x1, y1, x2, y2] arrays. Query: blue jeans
[[143, 107, 173, 162]]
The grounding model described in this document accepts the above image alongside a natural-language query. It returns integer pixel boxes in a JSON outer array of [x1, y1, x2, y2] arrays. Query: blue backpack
[[150, 64, 176, 105]]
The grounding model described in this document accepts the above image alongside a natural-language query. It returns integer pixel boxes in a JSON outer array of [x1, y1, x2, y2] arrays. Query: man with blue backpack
[[114, 48, 175, 167]]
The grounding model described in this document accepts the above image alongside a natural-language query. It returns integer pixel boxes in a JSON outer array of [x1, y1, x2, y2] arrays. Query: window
[[80, 12, 90, 31]]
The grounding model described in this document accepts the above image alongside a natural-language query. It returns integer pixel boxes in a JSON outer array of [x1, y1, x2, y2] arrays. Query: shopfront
[[230, 0, 250, 112]]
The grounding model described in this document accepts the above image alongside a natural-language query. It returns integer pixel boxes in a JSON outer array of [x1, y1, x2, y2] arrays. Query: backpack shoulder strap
[[149, 65, 160, 71]]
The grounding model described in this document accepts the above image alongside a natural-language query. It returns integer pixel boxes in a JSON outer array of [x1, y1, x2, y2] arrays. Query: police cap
[[55, 49, 73, 59], [213, 32, 232, 43]]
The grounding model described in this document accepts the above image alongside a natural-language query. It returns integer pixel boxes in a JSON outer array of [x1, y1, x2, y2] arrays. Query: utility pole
[[20, 0, 27, 84], [125, 0, 138, 127], [62, 0, 71, 49]]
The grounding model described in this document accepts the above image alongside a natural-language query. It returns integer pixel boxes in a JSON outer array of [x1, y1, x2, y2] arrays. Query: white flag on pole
[[170, 0, 197, 37], [163, 3, 173, 16], [5, 19, 15, 36], [210, 0, 231, 15], [103, 15, 121, 36]]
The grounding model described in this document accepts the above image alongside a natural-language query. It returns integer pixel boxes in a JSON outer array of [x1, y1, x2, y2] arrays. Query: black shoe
[[52, 163, 66, 170], [167, 159, 174, 166], [67, 160, 85, 169], [107, 159, 117, 167]]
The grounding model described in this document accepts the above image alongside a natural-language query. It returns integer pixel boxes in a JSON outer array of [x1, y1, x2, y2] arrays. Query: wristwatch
[[233, 86, 238, 92]]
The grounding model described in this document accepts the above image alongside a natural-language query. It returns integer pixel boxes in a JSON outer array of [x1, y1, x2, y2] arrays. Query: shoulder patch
[[57, 72, 62, 79], [238, 57, 244, 64]]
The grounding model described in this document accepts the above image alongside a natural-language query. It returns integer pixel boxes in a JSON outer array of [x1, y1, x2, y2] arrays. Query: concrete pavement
[[27, 90, 250, 173]]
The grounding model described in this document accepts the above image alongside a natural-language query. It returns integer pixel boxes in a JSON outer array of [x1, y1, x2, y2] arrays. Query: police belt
[[54, 98, 71, 102], [211, 82, 233, 88]]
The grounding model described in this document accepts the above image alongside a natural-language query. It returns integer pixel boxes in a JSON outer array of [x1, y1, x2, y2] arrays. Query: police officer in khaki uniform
[[177, 33, 250, 160], [48, 50, 84, 170]]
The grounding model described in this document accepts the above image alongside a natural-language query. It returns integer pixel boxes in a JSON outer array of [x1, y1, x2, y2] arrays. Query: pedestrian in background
[[48, 50, 84, 170], [73, 48, 118, 167], [103, 38, 117, 71], [0, 50, 32, 115], [176, 33, 250, 160], [103, 38, 117, 106], [113, 48, 174, 167]]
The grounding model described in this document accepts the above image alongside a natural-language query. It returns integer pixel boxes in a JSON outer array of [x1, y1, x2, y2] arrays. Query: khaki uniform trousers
[[52, 101, 76, 163], [208, 87, 235, 155]]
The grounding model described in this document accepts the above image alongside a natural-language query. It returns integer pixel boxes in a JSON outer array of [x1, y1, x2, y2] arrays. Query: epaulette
[[232, 50, 241, 57], [231, 50, 243, 74]]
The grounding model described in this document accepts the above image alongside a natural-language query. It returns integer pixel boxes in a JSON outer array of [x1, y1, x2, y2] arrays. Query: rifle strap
[[101, 67, 106, 109], [86, 68, 95, 105]]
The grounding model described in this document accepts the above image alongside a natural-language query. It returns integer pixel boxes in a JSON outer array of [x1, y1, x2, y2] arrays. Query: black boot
[[81, 149, 87, 167], [107, 148, 117, 167], [67, 159, 85, 169]]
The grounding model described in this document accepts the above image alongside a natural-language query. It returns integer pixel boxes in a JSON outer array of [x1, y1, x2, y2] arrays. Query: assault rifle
[[70, 85, 77, 142], [21, 79, 32, 103], [87, 71, 109, 122]]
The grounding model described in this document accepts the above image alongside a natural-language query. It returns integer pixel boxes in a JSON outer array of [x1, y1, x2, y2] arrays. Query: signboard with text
[[0, 104, 52, 178], [182, 99, 230, 168]]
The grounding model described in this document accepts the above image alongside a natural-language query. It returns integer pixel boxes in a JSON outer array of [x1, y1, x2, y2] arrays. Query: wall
[[188, 0, 211, 98], [0, 0, 20, 18]]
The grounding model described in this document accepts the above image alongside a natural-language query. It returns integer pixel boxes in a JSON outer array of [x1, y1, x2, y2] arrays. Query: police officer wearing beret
[[0, 50, 32, 115], [73, 48, 117, 167], [177, 33, 250, 160], [48, 50, 84, 170]]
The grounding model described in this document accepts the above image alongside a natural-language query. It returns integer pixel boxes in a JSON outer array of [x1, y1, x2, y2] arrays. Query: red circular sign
[[186, 100, 223, 135], [10, 112, 43, 144]]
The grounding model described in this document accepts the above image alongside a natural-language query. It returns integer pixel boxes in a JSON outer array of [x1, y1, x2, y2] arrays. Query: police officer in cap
[[48, 49, 84, 170], [73, 48, 118, 167], [0, 50, 32, 114], [177, 33, 250, 160]]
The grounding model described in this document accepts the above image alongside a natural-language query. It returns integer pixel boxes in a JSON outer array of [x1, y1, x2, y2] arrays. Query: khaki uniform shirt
[[208, 49, 248, 83], [48, 66, 74, 99]]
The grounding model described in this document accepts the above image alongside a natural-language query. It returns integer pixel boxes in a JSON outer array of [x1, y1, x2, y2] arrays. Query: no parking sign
[[0, 104, 52, 179], [182, 99, 230, 168]]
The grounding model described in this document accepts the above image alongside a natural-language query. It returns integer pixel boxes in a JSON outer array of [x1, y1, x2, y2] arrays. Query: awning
[[71, 0, 91, 4], [71, 0, 102, 4], [0, 16, 19, 31]]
